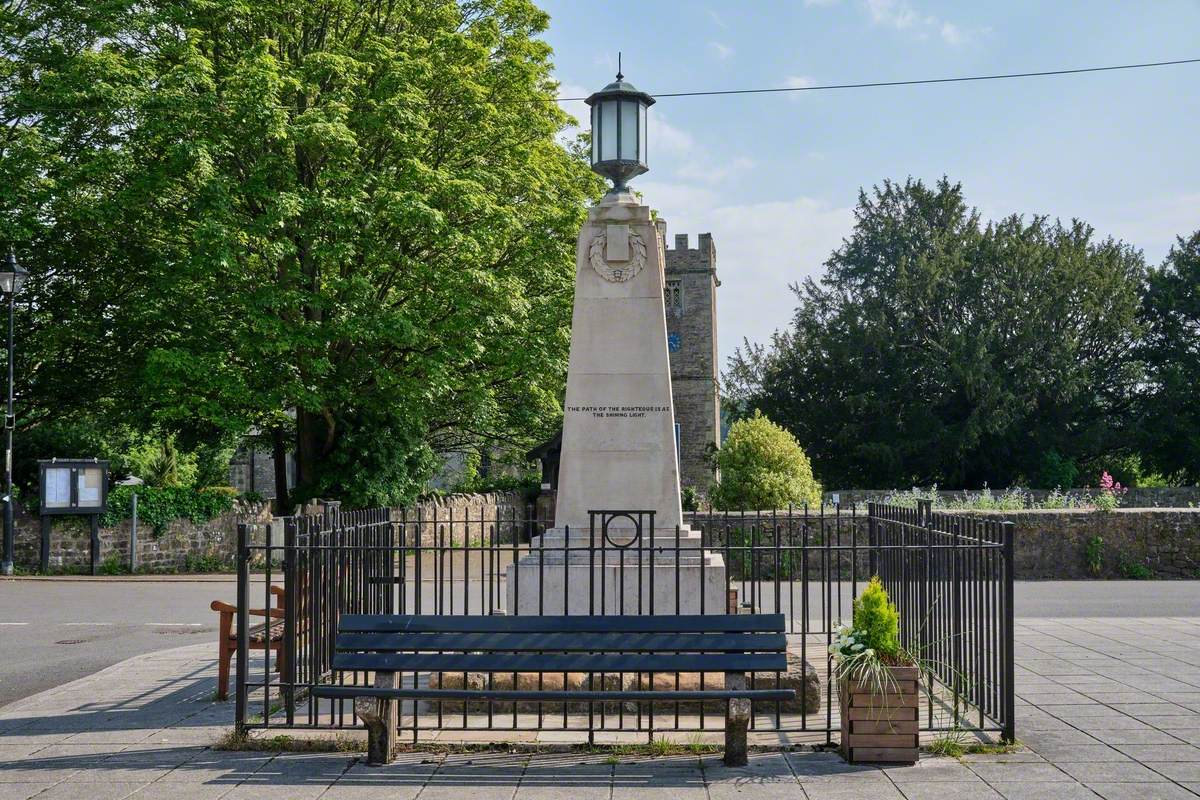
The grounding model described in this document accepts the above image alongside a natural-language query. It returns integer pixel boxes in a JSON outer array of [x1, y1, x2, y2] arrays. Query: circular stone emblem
[[588, 231, 647, 283]]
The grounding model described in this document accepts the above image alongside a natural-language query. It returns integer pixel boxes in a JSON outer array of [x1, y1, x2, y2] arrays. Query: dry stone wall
[[397, 490, 537, 547], [825, 487, 1200, 508], [688, 508, 1200, 580], [13, 501, 274, 571]]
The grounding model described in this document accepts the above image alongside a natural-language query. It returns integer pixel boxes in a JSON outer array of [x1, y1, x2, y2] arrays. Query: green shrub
[[1084, 536, 1104, 576], [102, 484, 235, 531], [711, 411, 821, 511], [98, 553, 127, 575], [852, 577, 900, 658], [125, 437, 198, 488], [680, 486, 700, 512], [1037, 450, 1078, 490], [1118, 558, 1153, 580], [182, 551, 232, 573]]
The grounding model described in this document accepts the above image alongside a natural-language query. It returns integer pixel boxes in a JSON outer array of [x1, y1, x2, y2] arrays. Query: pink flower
[[1098, 471, 1126, 495]]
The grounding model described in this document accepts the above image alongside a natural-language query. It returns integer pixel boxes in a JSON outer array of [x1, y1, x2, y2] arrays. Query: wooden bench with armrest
[[210, 585, 287, 701]]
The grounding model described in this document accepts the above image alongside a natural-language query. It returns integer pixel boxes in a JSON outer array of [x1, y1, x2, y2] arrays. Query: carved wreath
[[588, 231, 647, 283]]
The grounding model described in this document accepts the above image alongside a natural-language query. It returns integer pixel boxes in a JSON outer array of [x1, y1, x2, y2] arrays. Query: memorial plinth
[[506, 193, 726, 615]]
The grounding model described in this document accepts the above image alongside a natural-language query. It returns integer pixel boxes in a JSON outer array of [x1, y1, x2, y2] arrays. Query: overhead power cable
[[5, 57, 1198, 114], [555, 58, 1200, 102]]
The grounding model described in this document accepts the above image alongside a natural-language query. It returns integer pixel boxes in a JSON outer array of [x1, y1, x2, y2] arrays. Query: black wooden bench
[[312, 613, 794, 766]]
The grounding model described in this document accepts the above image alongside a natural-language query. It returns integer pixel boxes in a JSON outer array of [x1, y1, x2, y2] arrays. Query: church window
[[665, 280, 682, 316]]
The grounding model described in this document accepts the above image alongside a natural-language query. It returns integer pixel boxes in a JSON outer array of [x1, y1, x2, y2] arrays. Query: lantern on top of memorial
[[586, 64, 655, 199]]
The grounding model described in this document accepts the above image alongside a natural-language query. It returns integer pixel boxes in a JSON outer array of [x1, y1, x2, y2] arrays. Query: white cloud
[[708, 41, 735, 60], [862, 0, 974, 46], [783, 75, 818, 101], [652, 112, 697, 158], [676, 156, 757, 185], [707, 8, 728, 28], [640, 181, 855, 362], [939, 21, 966, 46], [865, 0, 922, 29]]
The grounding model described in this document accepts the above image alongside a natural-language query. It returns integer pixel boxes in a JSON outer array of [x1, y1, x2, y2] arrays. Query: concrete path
[[0, 617, 1197, 798]]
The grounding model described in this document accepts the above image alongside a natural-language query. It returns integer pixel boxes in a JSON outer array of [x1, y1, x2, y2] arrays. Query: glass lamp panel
[[0, 274, 12, 294], [599, 100, 617, 161], [591, 104, 599, 164], [619, 99, 639, 161], [639, 103, 648, 165]]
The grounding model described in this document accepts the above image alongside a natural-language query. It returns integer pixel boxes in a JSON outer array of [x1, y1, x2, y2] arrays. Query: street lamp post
[[1, 251, 28, 575]]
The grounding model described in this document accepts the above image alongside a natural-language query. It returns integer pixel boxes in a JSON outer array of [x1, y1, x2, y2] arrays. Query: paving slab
[[0, 617, 1197, 799], [895, 782, 1003, 800], [1086, 784, 1199, 800]]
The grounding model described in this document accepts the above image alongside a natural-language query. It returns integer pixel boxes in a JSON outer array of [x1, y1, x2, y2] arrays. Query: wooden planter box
[[839, 664, 920, 764]]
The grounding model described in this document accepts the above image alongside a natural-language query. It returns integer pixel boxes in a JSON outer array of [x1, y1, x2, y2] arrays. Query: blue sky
[[539, 0, 1200, 363]]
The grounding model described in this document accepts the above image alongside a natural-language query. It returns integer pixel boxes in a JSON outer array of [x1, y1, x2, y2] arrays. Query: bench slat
[[312, 686, 796, 703], [335, 631, 787, 654], [331, 651, 787, 674], [337, 614, 786, 634]]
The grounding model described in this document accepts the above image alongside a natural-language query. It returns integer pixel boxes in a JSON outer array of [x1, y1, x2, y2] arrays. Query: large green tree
[[726, 178, 1146, 489], [1, 0, 602, 506], [1137, 231, 1200, 483]]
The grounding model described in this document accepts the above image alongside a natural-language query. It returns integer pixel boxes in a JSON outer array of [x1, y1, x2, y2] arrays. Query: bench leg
[[216, 636, 231, 701], [355, 671, 400, 765], [724, 671, 750, 767]]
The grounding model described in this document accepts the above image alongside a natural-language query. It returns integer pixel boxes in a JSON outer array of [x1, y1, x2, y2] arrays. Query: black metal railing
[[869, 501, 1016, 742], [234, 502, 1014, 743]]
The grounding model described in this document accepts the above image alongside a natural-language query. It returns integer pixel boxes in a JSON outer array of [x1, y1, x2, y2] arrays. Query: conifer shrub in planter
[[834, 577, 919, 764]]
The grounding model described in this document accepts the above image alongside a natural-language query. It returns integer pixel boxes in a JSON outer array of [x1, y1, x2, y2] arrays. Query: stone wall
[[823, 487, 1200, 509], [972, 508, 1200, 580], [13, 501, 274, 572], [687, 508, 1200, 580], [398, 490, 536, 546]]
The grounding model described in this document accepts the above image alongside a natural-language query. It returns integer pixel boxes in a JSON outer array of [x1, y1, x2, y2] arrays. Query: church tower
[[662, 228, 721, 493]]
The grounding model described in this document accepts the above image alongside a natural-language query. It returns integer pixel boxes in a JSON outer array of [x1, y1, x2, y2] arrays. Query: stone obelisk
[[506, 70, 725, 615]]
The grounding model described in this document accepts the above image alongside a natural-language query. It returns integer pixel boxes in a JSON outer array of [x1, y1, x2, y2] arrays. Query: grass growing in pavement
[[215, 729, 362, 753], [589, 737, 721, 764], [926, 734, 1022, 759], [215, 728, 725, 760]]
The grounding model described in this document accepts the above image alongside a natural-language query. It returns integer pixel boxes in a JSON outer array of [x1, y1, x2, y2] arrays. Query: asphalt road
[[0, 576, 269, 708], [1, 577, 1197, 708]]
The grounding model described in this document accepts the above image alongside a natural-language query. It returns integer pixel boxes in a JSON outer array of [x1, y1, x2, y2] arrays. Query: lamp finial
[[616, 52, 623, 81]]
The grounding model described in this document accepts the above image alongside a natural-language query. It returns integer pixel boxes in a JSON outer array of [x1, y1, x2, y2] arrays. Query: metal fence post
[[1001, 520, 1016, 743], [89, 514, 100, 576], [235, 523, 250, 734], [129, 492, 138, 573], [39, 515, 50, 573], [867, 502, 877, 577], [283, 518, 297, 724]]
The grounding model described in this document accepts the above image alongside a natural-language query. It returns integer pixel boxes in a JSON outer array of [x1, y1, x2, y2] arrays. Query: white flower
[[851, 643, 864, 652], [865, 649, 875, 658]]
